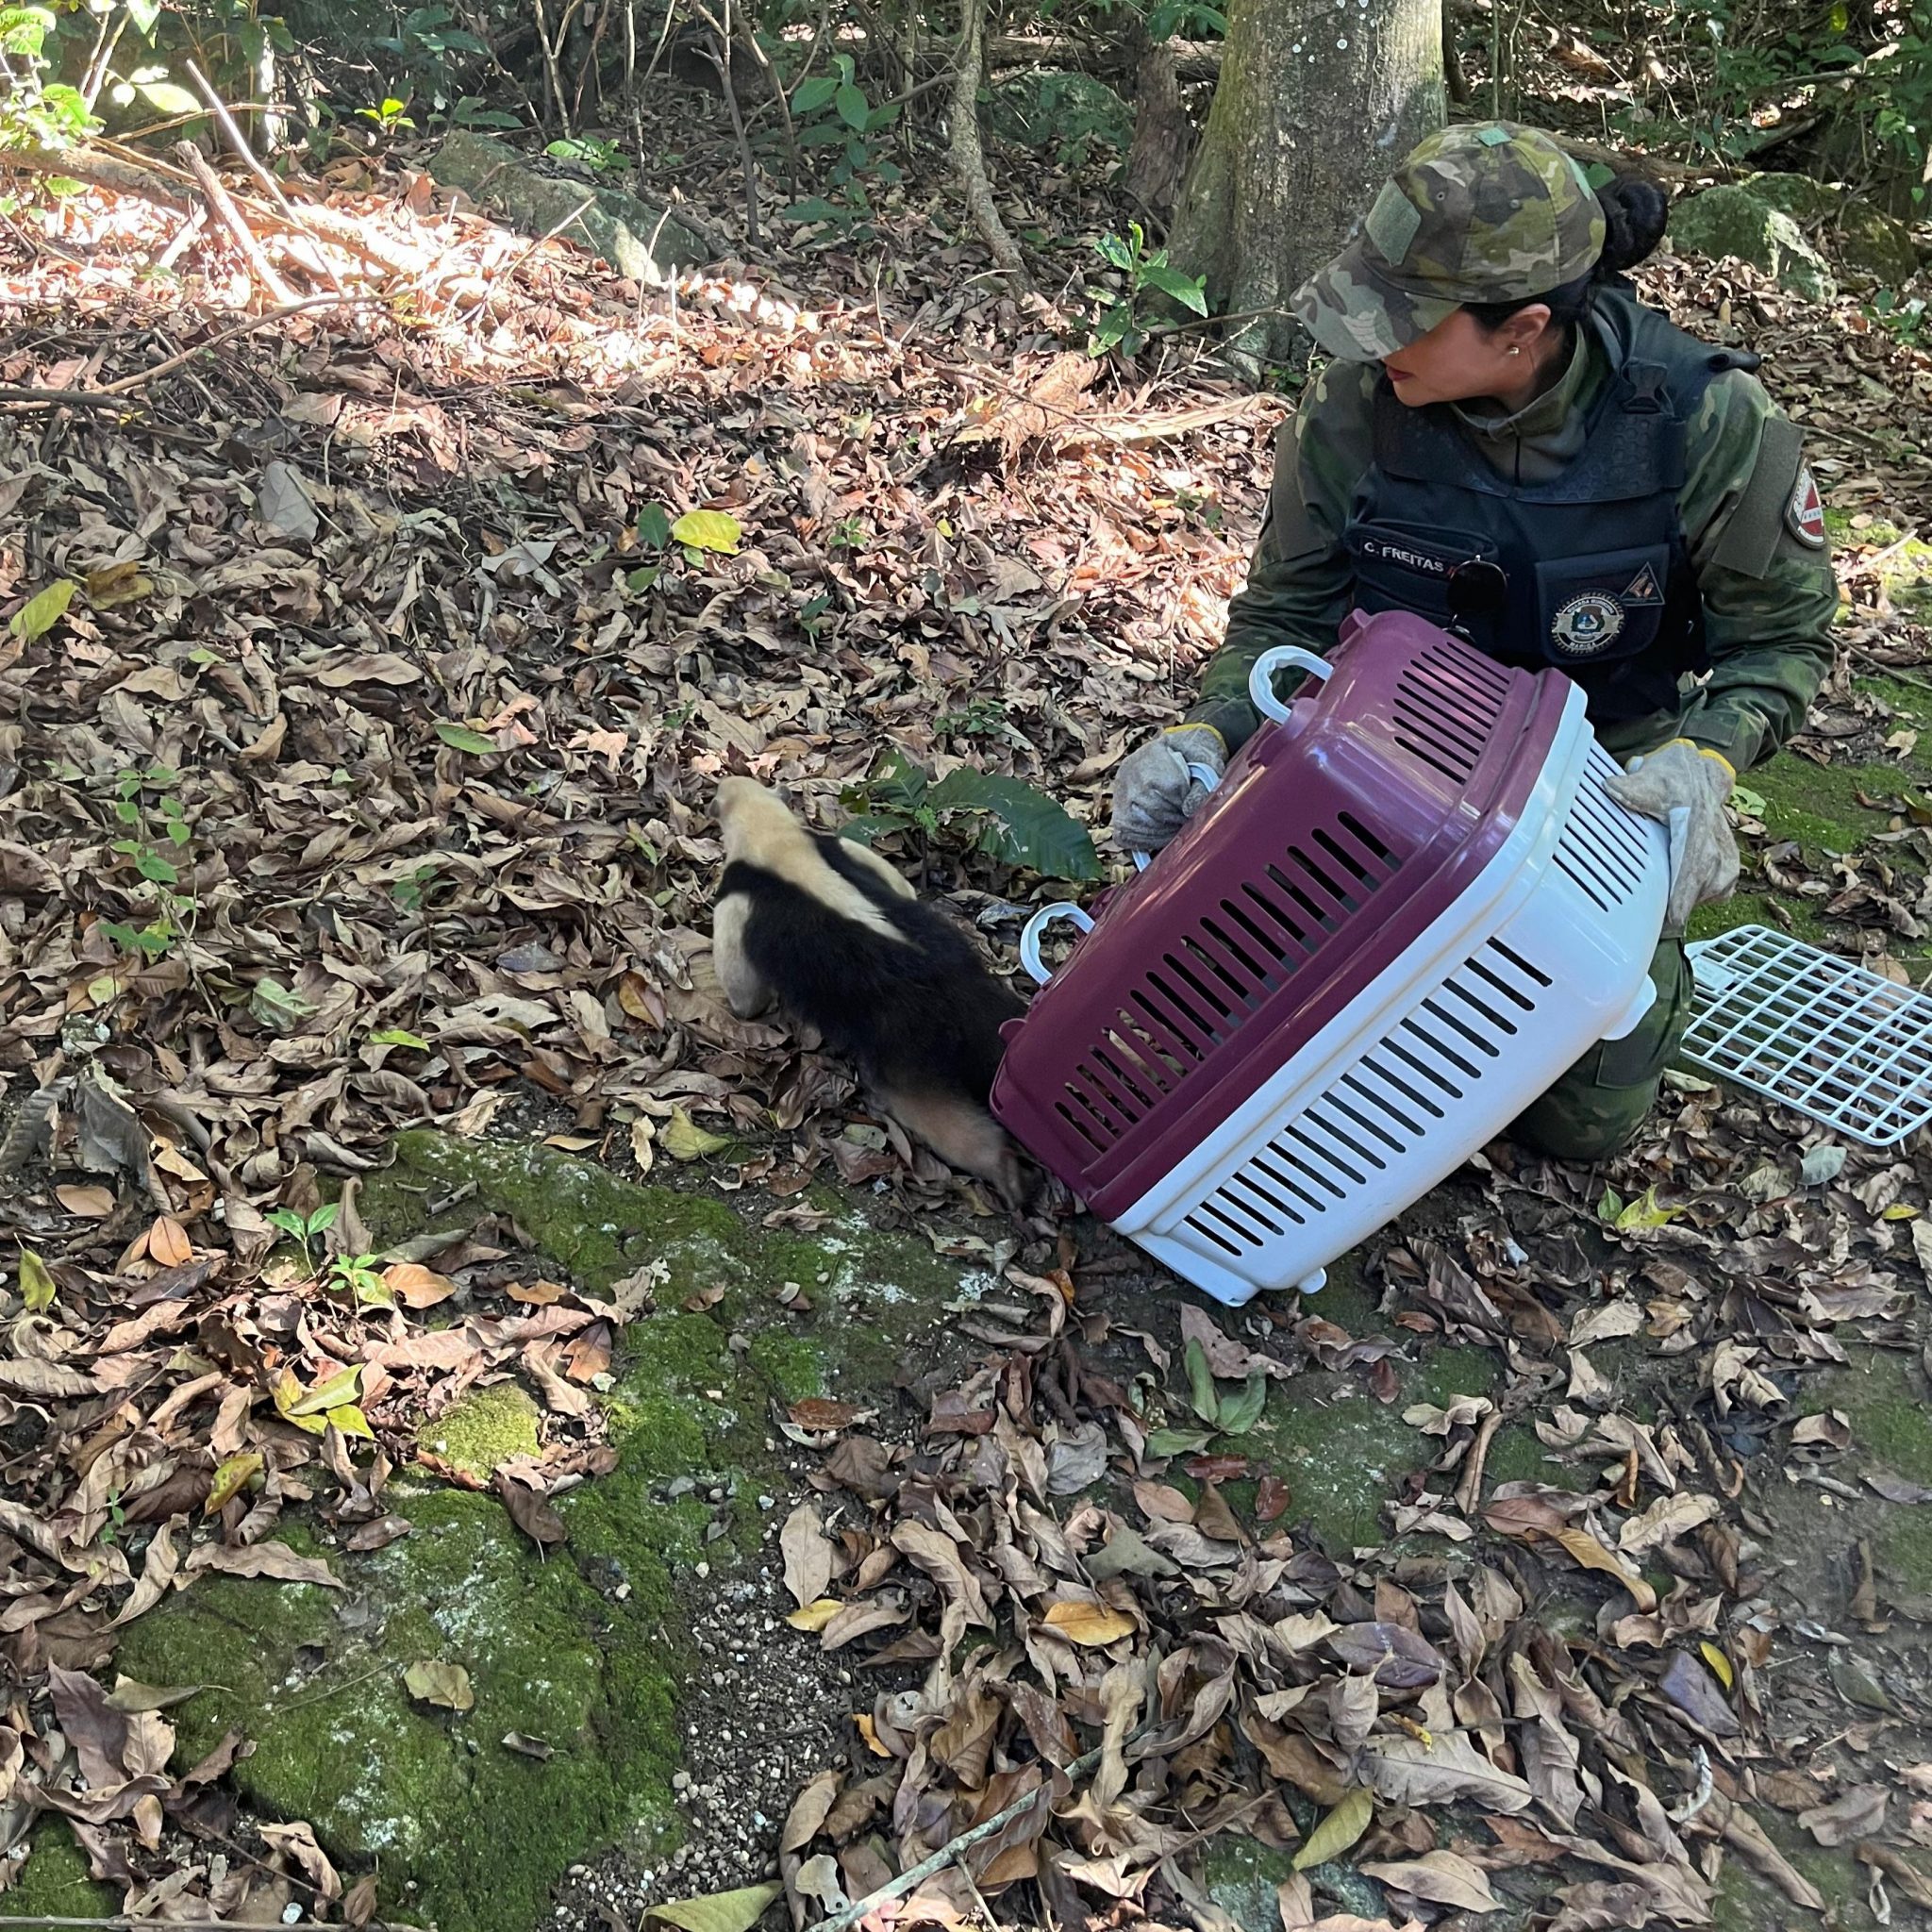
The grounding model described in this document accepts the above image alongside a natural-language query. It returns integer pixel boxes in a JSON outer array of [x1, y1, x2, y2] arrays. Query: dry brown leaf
[[781, 1501, 833, 1609], [385, 1262, 459, 1308], [148, 1215, 192, 1268], [1553, 1526, 1657, 1611], [1360, 1850, 1501, 1912], [1041, 1599, 1135, 1647]]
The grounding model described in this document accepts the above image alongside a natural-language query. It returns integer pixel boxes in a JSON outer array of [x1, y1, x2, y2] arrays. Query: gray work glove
[[1603, 738, 1740, 935], [1110, 724, 1227, 856]]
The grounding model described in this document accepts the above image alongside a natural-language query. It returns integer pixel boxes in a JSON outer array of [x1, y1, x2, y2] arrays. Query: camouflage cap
[[1291, 123, 1607, 361]]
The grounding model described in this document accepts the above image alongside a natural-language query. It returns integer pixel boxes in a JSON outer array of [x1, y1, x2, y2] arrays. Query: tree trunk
[[1169, 0, 1443, 371], [1123, 42, 1191, 221]]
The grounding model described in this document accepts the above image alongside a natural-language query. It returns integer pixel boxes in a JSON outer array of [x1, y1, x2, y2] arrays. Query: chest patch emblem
[[1551, 591, 1626, 657], [1621, 563, 1663, 607], [1787, 466, 1827, 548]]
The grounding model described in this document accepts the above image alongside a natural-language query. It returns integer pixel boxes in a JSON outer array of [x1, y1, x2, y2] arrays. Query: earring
[[1507, 345, 1522, 356]]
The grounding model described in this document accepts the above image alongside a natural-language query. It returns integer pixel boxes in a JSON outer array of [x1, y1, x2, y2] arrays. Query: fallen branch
[[0, 296, 384, 408], [174, 139, 298, 301], [0, 142, 423, 278], [987, 31, 1223, 84]]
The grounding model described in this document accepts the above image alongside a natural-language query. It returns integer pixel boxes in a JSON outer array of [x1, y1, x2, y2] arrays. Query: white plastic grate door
[[1683, 925, 1932, 1146]]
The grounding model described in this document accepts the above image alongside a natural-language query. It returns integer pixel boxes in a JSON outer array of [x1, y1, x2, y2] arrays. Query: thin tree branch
[[174, 140, 297, 301], [0, 296, 384, 408]]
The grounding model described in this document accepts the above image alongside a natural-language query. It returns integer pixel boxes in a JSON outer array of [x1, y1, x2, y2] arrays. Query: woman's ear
[[1493, 303, 1555, 355]]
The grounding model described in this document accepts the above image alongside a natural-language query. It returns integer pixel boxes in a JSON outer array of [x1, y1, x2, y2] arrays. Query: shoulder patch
[[1786, 466, 1827, 548]]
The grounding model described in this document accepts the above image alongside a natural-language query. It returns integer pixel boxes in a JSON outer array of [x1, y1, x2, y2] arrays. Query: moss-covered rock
[[1744, 173, 1919, 284], [114, 1484, 681, 1932], [111, 1134, 980, 1932], [1669, 185, 1837, 303], [430, 131, 706, 283]]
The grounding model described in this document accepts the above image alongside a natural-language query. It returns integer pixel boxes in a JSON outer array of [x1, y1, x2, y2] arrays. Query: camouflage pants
[[1509, 939, 1692, 1162]]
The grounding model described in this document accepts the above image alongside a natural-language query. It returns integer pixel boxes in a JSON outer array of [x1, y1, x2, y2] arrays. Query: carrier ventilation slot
[[1058, 814, 1400, 1150], [1390, 639, 1512, 784], [1181, 939, 1546, 1255], [1552, 746, 1654, 910]]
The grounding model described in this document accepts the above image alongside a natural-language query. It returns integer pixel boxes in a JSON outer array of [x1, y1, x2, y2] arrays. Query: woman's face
[[1381, 304, 1555, 408]]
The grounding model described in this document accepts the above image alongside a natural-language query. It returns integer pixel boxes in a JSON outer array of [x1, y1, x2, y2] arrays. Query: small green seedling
[[266, 1201, 340, 1272]]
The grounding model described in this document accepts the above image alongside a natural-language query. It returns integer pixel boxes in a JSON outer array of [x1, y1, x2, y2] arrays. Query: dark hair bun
[[1594, 175, 1670, 276]]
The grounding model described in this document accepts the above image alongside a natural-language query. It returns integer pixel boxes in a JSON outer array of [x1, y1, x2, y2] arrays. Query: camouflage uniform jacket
[[1191, 312, 1839, 772]]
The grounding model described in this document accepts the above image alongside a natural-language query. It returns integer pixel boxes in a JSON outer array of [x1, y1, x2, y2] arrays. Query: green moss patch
[[9, 1824, 120, 1920], [108, 1133, 980, 1932], [114, 1485, 677, 1932], [417, 1382, 541, 1481]]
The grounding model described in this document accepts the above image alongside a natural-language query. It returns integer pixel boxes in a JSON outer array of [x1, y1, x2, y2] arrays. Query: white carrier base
[[1108, 690, 1671, 1307]]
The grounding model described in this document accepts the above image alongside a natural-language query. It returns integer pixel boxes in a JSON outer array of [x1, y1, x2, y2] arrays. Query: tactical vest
[[1342, 282, 1758, 724]]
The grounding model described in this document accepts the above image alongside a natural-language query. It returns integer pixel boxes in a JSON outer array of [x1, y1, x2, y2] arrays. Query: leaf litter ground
[[5, 133, 1932, 1932]]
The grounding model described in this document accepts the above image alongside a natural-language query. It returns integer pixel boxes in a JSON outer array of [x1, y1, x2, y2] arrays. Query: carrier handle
[[1249, 645, 1336, 724], [1019, 903, 1095, 985], [1129, 758, 1224, 874]]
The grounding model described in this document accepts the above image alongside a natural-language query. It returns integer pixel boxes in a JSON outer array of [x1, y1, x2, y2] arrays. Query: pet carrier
[[992, 609, 1673, 1307], [1683, 925, 1932, 1147]]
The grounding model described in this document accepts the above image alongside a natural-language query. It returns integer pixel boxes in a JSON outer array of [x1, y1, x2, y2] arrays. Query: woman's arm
[[1187, 363, 1375, 753], [1673, 369, 1840, 775]]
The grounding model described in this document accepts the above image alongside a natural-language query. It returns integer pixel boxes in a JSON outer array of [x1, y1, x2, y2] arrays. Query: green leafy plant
[[546, 133, 624, 172], [934, 696, 1035, 754], [840, 751, 1100, 881], [100, 764, 193, 960], [326, 1252, 391, 1307], [1090, 223, 1208, 358], [782, 52, 901, 227], [0, 4, 98, 158], [358, 94, 415, 135], [266, 1200, 339, 1271], [1145, 0, 1225, 37], [371, 5, 488, 117], [1869, 290, 1928, 348]]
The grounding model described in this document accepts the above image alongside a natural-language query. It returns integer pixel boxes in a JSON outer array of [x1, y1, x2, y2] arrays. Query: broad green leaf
[[791, 75, 837, 113], [370, 1027, 431, 1050], [1142, 1426, 1214, 1457], [1292, 1786, 1373, 1871], [284, 1363, 364, 1418], [435, 722, 497, 755], [836, 814, 905, 847], [1614, 1185, 1677, 1231], [647, 1882, 785, 1932], [1094, 232, 1134, 271], [834, 81, 869, 129], [19, 1247, 55, 1314], [1596, 1185, 1624, 1222], [205, 1451, 265, 1515], [1215, 1370, 1269, 1437], [274, 1370, 330, 1436], [326, 1404, 376, 1440], [660, 1105, 734, 1162], [926, 768, 1101, 881], [1139, 259, 1209, 314], [864, 749, 930, 812], [1184, 1336, 1220, 1424], [636, 503, 674, 547], [669, 509, 741, 554], [403, 1658, 475, 1710], [249, 977, 311, 1032]]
